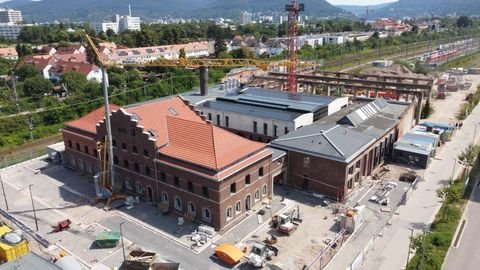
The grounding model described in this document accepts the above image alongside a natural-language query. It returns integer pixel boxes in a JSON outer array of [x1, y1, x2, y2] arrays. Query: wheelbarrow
[[52, 219, 72, 233]]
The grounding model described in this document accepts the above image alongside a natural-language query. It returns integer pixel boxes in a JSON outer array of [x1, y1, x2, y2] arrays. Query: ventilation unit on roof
[[131, 113, 141, 121], [168, 107, 178, 116]]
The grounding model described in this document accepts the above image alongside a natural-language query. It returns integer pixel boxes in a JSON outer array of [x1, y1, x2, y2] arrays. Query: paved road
[[442, 178, 480, 270], [356, 92, 480, 269]]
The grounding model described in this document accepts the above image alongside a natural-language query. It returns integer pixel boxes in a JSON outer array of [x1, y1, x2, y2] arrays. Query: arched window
[[136, 182, 142, 194], [145, 166, 151, 176], [125, 177, 132, 190], [188, 201, 196, 214], [174, 196, 182, 211], [84, 145, 89, 154], [161, 192, 169, 205], [121, 142, 127, 150], [226, 207, 233, 221], [235, 201, 241, 214], [132, 146, 138, 154], [76, 143, 80, 151], [78, 159, 84, 171], [143, 149, 149, 157], [262, 184, 268, 196], [113, 156, 119, 165], [254, 189, 260, 201], [203, 208, 211, 221], [68, 140, 72, 148], [134, 163, 140, 172]]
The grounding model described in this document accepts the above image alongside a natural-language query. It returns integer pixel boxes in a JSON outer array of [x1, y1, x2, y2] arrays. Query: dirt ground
[[241, 192, 339, 270]]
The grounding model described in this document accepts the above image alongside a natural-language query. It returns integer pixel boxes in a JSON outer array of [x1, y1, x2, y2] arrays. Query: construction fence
[[303, 229, 348, 270], [0, 148, 47, 169]]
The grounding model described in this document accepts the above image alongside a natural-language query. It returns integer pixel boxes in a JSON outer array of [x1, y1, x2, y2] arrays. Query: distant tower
[[285, 0, 304, 93], [129, 3, 132, 16]]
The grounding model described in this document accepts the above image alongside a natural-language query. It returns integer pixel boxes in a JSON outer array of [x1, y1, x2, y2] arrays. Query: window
[[285, 127, 289, 134], [125, 178, 132, 190], [78, 159, 84, 170], [230, 182, 236, 193], [348, 166, 354, 175], [132, 146, 138, 154], [303, 156, 310, 168], [208, 113, 212, 121], [76, 143, 80, 151], [216, 114, 221, 125], [356, 160, 361, 169], [174, 196, 182, 211], [259, 167, 264, 177], [188, 202, 196, 214], [202, 186, 209, 198], [93, 149, 98, 157], [254, 189, 260, 201], [161, 192, 169, 205], [84, 146, 89, 154], [226, 207, 233, 221], [174, 176, 180, 187], [145, 166, 151, 176], [274, 125, 278, 137], [235, 201, 241, 214], [160, 172, 166, 182], [253, 121, 258, 133], [245, 174, 251, 185], [121, 142, 127, 150], [136, 182, 143, 194], [134, 163, 140, 172], [262, 185, 268, 196], [112, 140, 117, 147], [68, 140, 72, 148], [130, 128, 136, 136], [263, 123, 268, 135], [188, 181, 193, 192], [225, 116, 229, 127], [143, 149, 149, 157], [203, 208, 211, 221], [123, 160, 129, 169], [114, 156, 119, 165]]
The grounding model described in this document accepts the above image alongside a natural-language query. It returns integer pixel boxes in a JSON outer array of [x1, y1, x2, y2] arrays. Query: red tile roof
[[65, 104, 120, 134], [49, 60, 100, 76], [21, 55, 55, 71], [159, 116, 266, 170], [53, 53, 87, 63]]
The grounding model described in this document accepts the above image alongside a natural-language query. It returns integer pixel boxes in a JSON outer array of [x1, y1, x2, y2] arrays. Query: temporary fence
[[303, 229, 348, 270]]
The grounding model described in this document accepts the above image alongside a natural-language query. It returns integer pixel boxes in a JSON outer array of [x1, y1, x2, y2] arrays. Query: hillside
[[337, 2, 395, 17], [372, 0, 480, 18], [1, 0, 346, 22], [1, 0, 217, 22], [191, 0, 346, 19]]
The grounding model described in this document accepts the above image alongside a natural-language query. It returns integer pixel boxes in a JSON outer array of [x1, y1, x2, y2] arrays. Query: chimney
[[199, 66, 208, 96]]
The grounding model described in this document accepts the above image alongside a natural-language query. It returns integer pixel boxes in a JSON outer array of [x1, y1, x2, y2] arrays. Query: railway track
[[0, 134, 62, 158]]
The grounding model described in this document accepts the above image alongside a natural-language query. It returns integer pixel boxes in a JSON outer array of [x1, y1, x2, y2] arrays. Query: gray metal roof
[[270, 123, 376, 163], [268, 147, 287, 161], [200, 100, 303, 121], [339, 98, 389, 126], [0, 252, 62, 270]]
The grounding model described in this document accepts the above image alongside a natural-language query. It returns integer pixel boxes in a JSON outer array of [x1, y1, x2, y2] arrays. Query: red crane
[[285, 0, 304, 92]]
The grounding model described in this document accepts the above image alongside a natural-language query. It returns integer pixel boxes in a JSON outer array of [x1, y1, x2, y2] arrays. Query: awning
[[214, 244, 245, 265]]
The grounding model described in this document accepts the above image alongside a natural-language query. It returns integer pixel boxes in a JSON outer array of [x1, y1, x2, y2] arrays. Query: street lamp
[[0, 173, 8, 210], [119, 222, 127, 267], [473, 123, 479, 145], [28, 184, 38, 231], [405, 228, 415, 270]]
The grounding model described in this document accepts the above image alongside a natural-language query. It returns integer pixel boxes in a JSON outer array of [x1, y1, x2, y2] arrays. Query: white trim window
[[78, 158, 84, 171], [254, 189, 260, 201], [262, 184, 268, 197], [174, 196, 182, 211], [226, 206, 233, 221], [235, 201, 241, 214], [161, 192, 169, 205], [202, 207, 211, 222], [188, 201, 196, 215], [125, 177, 132, 190], [136, 182, 143, 195]]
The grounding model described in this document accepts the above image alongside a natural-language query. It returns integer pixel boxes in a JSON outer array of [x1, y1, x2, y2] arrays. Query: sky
[[326, 0, 397, 6]]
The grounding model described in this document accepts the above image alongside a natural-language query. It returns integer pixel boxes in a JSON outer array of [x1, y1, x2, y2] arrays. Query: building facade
[[0, 8, 22, 23], [0, 23, 28, 39], [62, 97, 274, 231]]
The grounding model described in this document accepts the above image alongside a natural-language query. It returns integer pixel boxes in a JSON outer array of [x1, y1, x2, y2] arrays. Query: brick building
[[270, 98, 415, 201], [62, 97, 274, 231]]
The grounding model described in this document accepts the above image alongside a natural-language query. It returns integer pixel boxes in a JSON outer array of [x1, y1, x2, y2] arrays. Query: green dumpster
[[95, 231, 121, 248]]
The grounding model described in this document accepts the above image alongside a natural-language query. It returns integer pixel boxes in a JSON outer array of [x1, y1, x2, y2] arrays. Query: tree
[[23, 76, 53, 99], [16, 65, 39, 81], [230, 47, 254, 59], [457, 16, 472, 28], [179, 48, 186, 59], [214, 38, 227, 57], [62, 71, 88, 94]]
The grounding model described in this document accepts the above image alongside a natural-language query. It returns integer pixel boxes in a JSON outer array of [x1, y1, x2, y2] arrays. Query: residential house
[[0, 47, 17, 60]]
